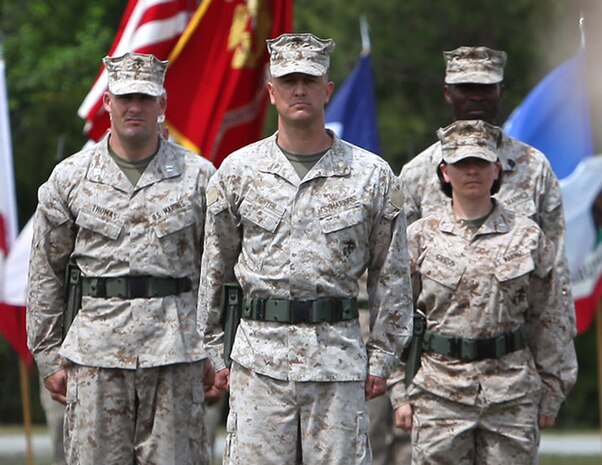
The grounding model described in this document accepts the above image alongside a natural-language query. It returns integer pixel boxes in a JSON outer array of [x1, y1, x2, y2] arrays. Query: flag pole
[[579, 12, 585, 49], [19, 359, 34, 465]]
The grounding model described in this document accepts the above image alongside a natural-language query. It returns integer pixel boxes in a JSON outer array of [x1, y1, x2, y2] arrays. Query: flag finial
[[360, 16, 370, 55]]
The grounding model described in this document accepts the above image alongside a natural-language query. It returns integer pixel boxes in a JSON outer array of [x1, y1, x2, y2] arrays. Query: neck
[[451, 195, 493, 220], [108, 132, 160, 161], [276, 120, 332, 155]]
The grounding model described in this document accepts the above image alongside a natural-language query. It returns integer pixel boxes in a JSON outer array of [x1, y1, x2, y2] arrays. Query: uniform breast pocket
[[153, 207, 195, 239], [420, 252, 464, 290], [152, 207, 196, 259], [318, 204, 365, 234], [494, 256, 534, 307], [76, 210, 123, 240], [239, 196, 285, 234]]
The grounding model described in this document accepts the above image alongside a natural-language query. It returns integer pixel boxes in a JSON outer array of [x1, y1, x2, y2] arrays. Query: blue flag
[[503, 48, 593, 179], [325, 53, 381, 155]]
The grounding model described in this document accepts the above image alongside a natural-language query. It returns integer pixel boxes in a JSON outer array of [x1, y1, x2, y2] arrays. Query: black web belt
[[422, 326, 526, 361], [243, 297, 359, 324], [81, 276, 192, 299]]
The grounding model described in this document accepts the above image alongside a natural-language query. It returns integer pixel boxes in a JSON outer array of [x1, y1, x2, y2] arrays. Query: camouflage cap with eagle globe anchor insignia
[[103, 52, 168, 97], [444, 46, 507, 85], [438, 120, 502, 164], [267, 33, 336, 78]]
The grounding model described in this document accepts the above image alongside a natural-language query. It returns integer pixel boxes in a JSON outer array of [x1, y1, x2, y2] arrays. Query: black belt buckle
[[290, 300, 310, 324], [474, 337, 495, 360], [128, 276, 148, 299]]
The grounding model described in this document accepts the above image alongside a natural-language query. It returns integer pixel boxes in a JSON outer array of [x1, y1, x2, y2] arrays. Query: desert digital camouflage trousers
[[408, 385, 541, 465], [224, 362, 371, 465], [64, 361, 209, 465]]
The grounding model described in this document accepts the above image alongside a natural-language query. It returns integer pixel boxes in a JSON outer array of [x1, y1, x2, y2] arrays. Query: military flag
[[560, 155, 602, 334], [78, 0, 197, 141], [504, 46, 598, 333], [164, 0, 293, 166], [325, 18, 381, 155], [504, 47, 593, 179], [325, 53, 381, 155], [0, 54, 32, 365]]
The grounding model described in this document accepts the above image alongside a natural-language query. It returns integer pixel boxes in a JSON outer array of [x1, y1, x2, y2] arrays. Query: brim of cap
[[443, 147, 498, 164], [445, 72, 502, 85], [109, 80, 164, 97], [270, 62, 326, 78]]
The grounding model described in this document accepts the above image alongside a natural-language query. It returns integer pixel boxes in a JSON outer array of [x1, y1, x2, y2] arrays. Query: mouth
[[465, 108, 487, 117], [465, 181, 482, 188], [291, 102, 309, 109], [125, 117, 145, 125]]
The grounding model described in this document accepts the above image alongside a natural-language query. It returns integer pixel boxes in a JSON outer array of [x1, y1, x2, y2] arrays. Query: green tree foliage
[[294, 0, 583, 172], [0, 0, 599, 427], [0, 0, 124, 226]]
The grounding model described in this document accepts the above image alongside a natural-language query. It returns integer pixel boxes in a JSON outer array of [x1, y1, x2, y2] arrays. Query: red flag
[[0, 56, 32, 366], [0, 304, 31, 366], [163, 0, 293, 166], [78, 0, 197, 141]]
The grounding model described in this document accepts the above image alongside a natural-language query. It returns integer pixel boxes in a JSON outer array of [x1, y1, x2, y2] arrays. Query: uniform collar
[[439, 199, 511, 237], [86, 134, 181, 192], [258, 130, 353, 185]]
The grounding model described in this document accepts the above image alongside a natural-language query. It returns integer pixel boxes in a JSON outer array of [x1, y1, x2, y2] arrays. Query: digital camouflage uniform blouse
[[200, 132, 413, 382], [27, 135, 216, 378]]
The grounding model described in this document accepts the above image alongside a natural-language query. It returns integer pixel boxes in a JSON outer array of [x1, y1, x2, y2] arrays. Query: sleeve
[[525, 227, 578, 417], [389, 223, 423, 409], [365, 170, 414, 379], [199, 166, 242, 372], [399, 163, 421, 226], [535, 166, 577, 337], [26, 172, 76, 379]]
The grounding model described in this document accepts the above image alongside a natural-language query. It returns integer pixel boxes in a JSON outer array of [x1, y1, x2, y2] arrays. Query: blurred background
[[0, 0, 600, 439]]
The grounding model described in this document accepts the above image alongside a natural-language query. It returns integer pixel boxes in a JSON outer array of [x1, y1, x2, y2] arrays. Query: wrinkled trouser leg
[[409, 387, 540, 465], [224, 362, 371, 465], [64, 362, 209, 465]]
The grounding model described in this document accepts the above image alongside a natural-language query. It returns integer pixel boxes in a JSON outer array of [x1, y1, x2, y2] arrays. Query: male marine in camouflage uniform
[[200, 33, 413, 465], [395, 120, 577, 464], [27, 52, 215, 465]]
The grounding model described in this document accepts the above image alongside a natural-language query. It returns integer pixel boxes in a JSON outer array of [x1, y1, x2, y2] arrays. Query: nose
[[292, 80, 306, 95], [467, 91, 485, 101]]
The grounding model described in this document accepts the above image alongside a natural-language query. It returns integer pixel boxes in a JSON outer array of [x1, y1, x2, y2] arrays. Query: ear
[[159, 93, 167, 113], [494, 161, 501, 180], [440, 162, 451, 182], [102, 91, 111, 112], [443, 85, 452, 104], [267, 80, 276, 105], [324, 80, 335, 104]]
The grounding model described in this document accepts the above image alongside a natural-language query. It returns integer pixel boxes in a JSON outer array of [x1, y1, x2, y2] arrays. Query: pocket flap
[[153, 207, 195, 238], [76, 210, 123, 240], [239, 197, 284, 233], [421, 252, 463, 289], [319, 205, 364, 233], [495, 255, 535, 281]]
